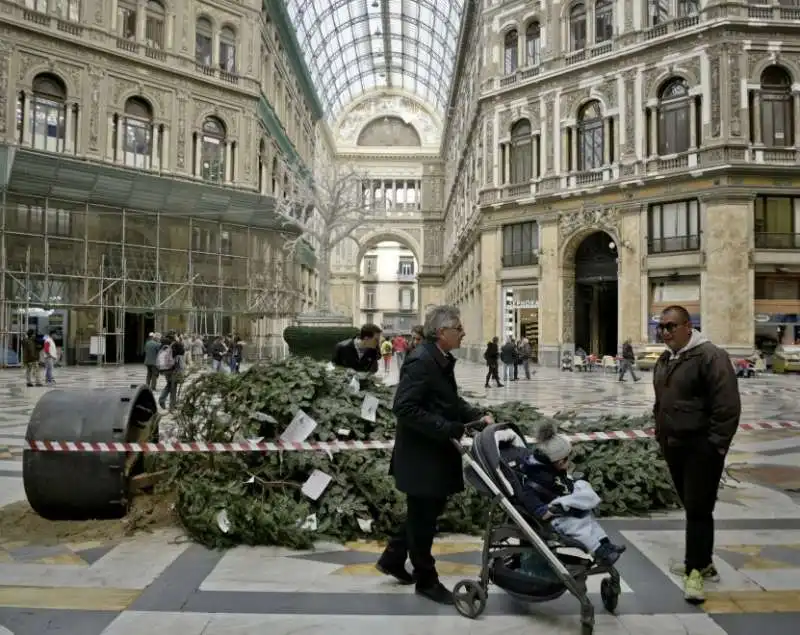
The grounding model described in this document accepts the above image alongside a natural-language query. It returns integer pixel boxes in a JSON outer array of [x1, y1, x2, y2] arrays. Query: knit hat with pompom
[[536, 421, 572, 462]]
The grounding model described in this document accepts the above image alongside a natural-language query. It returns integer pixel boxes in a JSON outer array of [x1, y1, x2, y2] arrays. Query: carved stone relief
[[423, 226, 442, 266], [0, 41, 9, 136], [87, 66, 104, 152], [498, 108, 511, 134], [544, 95, 555, 173], [561, 88, 591, 118], [623, 0, 633, 30], [710, 48, 721, 137], [176, 90, 188, 169], [558, 207, 620, 259], [561, 269, 576, 343], [94, 1, 103, 25], [728, 46, 742, 137], [17, 52, 48, 83], [623, 71, 635, 155], [336, 95, 441, 146], [485, 117, 494, 185]]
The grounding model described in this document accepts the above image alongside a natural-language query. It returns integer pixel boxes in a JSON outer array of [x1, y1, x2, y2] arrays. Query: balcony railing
[[648, 235, 701, 254], [501, 252, 539, 267], [755, 233, 800, 250]]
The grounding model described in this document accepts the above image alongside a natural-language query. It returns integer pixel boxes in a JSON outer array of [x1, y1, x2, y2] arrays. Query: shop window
[[647, 199, 700, 253], [577, 100, 604, 171], [195, 16, 213, 67], [758, 66, 794, 147], [145, 0, 165, 49], [118, 0, 136, 39], [502, 222, 539, 267], [754, 195, 800, 249]]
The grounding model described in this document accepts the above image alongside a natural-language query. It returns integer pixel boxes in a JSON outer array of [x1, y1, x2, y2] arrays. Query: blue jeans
[[44, 358, 55, 383]]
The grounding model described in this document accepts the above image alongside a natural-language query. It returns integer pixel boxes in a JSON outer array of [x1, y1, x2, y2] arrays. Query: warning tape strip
[[21, 420, 800, 453]]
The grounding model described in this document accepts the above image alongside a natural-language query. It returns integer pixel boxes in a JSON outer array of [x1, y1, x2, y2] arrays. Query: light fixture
[[375, 28, 381, 36], [372, 0, 379, 7], [609, 241, 616, 250]]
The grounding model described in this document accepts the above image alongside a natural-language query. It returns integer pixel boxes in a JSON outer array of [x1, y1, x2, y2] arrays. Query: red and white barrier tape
[[22, 420, 800, 453]]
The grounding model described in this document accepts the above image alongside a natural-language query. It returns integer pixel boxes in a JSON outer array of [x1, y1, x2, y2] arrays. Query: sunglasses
[[656, 321, 685, 333]]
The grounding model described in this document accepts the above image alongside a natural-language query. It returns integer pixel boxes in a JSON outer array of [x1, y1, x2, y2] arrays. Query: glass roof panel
[[285, 0, 466, 120]]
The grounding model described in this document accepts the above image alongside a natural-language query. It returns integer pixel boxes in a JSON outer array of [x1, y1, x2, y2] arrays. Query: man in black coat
[[376, 305, 493, 604], [331, 324, 382, 373]]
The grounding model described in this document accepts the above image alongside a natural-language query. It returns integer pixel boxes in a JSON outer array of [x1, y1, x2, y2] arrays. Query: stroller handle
[[451, 420, 485, 454]]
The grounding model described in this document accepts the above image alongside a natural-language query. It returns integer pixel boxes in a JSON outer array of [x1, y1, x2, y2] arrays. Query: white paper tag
[[348, 376, 361, 394], [337, 428, 351, 437], [324, 448, 334, 461], [216, 509, 231, 533], [357, 517, 373, 533], [300, 513, 318, 531], [325, 362, 336, 373], [280, 409, 318, 443], [360, 394, 379, 422], [251, 411, 277, 423], [244, 475, 256, 484], [301, 469, 333, 501]]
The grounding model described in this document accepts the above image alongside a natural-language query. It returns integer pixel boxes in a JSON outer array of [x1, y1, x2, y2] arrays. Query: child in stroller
[[500, 422, 626, 567]]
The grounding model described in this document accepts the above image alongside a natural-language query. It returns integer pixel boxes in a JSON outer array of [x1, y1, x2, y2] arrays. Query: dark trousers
[[382, 495, 448, 586], [485, 363, 501, 386], [662, 440, 726, 573], [145, 365, 158, 390]]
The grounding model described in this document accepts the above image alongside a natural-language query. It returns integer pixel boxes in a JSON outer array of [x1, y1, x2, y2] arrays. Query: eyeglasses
[[656, 322, 684, 333], [446, 325, 464, 332]]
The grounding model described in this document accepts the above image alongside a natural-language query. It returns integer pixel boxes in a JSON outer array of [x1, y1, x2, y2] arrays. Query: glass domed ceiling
[[285, 0, 466, 120]]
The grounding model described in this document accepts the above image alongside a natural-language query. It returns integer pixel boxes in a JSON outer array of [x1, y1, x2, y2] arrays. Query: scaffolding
[[0, 194, 307, 367]]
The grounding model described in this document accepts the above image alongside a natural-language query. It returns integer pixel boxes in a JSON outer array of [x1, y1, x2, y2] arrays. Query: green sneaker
[[669, 562, 720, 582], [684, 569, 706, 603]]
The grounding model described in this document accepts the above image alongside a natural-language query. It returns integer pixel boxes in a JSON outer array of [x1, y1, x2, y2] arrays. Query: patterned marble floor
[[0, 361, 799, 634]]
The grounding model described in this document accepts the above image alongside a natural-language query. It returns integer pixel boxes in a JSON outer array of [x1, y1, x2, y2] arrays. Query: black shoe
[[376, 559, 414, 585], [595, 542, 626, 566], [484, 384, 489, 388], [415, 581, 454, 605], [497, 383, 504, 387], [26, 383, 33, 387]]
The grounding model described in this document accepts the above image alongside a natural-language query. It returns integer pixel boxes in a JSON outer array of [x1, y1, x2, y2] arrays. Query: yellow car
[[771, 345, 800, 373], [636, 344, 667, 371]]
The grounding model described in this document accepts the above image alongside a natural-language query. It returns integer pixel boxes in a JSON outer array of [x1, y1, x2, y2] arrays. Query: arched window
[[569, 4, 586, 52], [578, 101, 604, 171], [677, 0, 699, 17], [200, 117, 226, 183], [271, 157, 279, 194], [145, 0, 165, 49], [525, 22, 541, 66], [195, 17, 213, 67], [503, 30, 518, 75], [219, 26, 237, 73], [658, 78, 692, 155], [258, 139, 266, 193], [29, 74, 67, 152], [117, 0, 137, 39], [595, 0, 613, 43], [48, 0, 80, 21], [122, 96, 154, 168], [760, 66, 793, 147], [510, 119, 532, 184]]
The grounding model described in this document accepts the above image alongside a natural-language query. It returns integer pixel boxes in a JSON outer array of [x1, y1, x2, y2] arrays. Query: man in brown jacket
[[652, 305, 740, 604]]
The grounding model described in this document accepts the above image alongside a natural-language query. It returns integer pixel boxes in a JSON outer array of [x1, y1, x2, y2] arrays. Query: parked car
[[771, 345, 800, 374], [636, 344, 667, 371]]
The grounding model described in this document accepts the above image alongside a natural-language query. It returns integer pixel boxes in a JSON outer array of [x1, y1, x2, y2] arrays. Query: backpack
[[156, 344, 174, 371]]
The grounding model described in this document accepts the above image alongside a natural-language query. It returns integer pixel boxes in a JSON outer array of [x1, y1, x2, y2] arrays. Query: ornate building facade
[[0, 0, 319, 364], [442, 0, 800, 364]]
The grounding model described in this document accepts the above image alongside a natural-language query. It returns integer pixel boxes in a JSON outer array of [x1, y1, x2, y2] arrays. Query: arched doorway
[[574, 231, 618, 355]]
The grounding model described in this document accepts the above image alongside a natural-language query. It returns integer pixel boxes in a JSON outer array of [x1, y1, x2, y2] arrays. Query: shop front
[[501, 286, 539, 360]]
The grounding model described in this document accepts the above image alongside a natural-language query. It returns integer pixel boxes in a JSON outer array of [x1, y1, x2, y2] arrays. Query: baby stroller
[[451, 422, 621, 635]]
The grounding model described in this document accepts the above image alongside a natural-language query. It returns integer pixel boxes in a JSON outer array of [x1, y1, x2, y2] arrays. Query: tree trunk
[[317, 244, 332, 312]]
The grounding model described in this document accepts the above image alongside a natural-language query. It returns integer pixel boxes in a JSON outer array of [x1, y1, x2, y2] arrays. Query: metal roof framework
[[284, 0, 466, 120]]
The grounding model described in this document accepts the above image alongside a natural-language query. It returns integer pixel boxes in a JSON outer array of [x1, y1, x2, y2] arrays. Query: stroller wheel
[[452, 579, 487, 619], [600, 577, 619, 613]]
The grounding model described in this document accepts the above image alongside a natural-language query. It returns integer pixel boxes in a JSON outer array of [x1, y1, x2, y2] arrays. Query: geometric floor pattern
[[0, 361, 799, 634]]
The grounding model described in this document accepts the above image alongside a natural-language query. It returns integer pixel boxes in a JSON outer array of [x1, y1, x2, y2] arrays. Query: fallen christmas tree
[[165, 358, 680, 549]]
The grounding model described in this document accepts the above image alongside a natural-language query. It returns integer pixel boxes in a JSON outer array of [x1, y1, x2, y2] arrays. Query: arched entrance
[[574, 231, 618, 356]]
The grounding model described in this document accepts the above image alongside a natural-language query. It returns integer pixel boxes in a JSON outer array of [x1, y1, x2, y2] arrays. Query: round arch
[[355, 228, 423, 268], [333, 88, 443, 139], [560, 224, 621, 267], [750, 58, 799, 84], [22, 67, 75, 97], [646, 69, 699, 102]]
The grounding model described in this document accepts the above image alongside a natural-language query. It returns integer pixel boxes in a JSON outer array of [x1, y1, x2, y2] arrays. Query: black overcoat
[[390, 341, 483, 498]]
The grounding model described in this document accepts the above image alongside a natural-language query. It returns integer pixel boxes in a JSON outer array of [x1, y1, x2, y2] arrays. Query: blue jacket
[[144, 339, 160, 366]]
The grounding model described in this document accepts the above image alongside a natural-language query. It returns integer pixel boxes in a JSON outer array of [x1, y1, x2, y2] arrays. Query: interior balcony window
[[677, 0, 700, 16], [195, 17, 213, 67], [595, 0, 614, 43], [54, 0, 80, 21], [578, 100, 604, 170], [29, 74, 68, 153], [24, 0, 47, 12], [510, 119, 532, 183], [502, 221, 540, 267], [569, 3, 587, 51], [760, 66, 794, 148], [121, 97, 154, 169], [118, 0, 137, 39], [648, 199, 701, 253], [525, 22, 540, 66], [271, 157, 279, 194], [200, 117, 226, 183], [219, 27, 237, 73], [754, 196, 800, 249], [145, 0, 165, 49], [503, 30, 518, 75], [657, 77, 692, 155]]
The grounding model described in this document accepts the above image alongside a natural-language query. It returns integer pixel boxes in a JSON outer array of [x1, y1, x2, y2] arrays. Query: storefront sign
[[512, 301, 539, 309], [754, 314, 771, 323]]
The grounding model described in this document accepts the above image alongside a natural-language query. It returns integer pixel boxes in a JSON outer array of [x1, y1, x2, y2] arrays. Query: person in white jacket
[[41, 332, 58, 384]]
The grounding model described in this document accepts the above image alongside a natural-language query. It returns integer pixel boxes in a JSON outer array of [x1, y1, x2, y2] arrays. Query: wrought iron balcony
[[647, 235, 701, 254], [755, 233, 800, 250]]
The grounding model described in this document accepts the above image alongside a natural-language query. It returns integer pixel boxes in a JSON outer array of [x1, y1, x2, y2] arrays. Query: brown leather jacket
[[652, 338, 741, 452]]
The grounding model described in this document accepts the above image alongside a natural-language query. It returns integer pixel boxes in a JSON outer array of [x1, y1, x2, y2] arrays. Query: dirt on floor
[[0, 490, 179, 546]]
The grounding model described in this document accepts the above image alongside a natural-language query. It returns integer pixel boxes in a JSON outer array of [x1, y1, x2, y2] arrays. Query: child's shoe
[[595, 541, 626, 566]]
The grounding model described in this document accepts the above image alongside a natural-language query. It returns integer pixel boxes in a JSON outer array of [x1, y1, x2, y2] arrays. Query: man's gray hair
[[423, 305, 461, 340]]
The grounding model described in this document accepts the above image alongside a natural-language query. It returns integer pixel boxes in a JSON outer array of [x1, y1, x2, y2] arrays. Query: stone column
[[560, 129, 568, 172], [570, 125, 578, 171], [649, 107, 658, 156], [106, 114, 115, 159], [531, 136, 539, 178], [480, 228, 500, 342], [194, 135, 202, 176], [22, 93, 32, 146], [701, 195, 754, 352], [793, 92, 800, 146], [618, 208, 644, 345], [115, 116, 125, 163], [64, 102, 75, 154], [603, 117, 611, 165], [752, 92, 762, 144], [503, 143, 511, 184], [212, 31, 220, 68], [136, 0, 146, 41], [537, 219, 561, 365], [689, 100, 697, 149], [160, 126, 169, 171], [75, 105, 83, 155], [151, 124, 160, 169]]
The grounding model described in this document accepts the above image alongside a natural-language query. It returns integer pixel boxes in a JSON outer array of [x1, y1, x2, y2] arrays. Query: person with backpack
[[156, 332, 184, 410]]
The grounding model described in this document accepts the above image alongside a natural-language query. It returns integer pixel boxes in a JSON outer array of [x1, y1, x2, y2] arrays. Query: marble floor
[[0, 361, 799, 634]]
